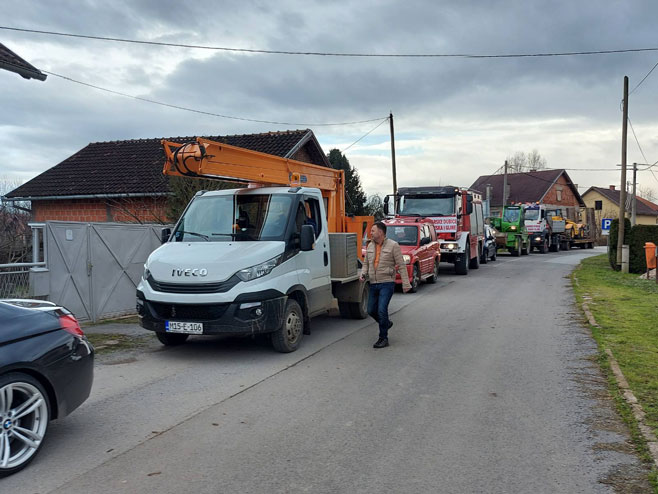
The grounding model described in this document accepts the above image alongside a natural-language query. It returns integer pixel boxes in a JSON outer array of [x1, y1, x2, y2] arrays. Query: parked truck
[[383, 186, 485, 275], [136, 138, 374, 353], [523, 204, 596, 252], [489, 205, 531, 256]]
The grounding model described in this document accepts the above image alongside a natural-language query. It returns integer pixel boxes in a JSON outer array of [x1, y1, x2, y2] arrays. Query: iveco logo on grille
[[172, 268, 208, 277]]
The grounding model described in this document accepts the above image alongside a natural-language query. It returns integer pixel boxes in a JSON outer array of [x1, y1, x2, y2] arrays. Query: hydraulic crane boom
[[162, 137, 372, 243]]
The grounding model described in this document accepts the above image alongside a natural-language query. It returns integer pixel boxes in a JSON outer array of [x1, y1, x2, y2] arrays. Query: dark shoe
[[373, 338, 389, 349]]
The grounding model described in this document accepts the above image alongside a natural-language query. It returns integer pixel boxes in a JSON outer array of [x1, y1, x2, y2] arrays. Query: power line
[[629, 60, 658, 95], [627, 117, 650, 165], [342, 118, 389, 152], [42, 70, 385, 126], [4, 26, 658, 59]]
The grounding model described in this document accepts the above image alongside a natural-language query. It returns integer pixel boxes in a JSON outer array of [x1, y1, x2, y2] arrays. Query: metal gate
[[45, 221, 163, 322]]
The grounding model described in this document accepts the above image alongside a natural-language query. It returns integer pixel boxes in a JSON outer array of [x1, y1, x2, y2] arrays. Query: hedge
[[608, 218, 658, 273]]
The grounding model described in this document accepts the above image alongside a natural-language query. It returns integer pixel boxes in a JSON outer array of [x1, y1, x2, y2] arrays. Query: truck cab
[[490, 205, 531, 256], [384, 186, 485, 275]]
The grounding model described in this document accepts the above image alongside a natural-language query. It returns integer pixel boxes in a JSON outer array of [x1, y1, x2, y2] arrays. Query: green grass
[[81, 314, 140, 326], [572, 254, 658, 490], [85, 333, 150, 354]]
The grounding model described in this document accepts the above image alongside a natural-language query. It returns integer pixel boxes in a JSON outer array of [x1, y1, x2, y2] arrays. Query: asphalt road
[[4, 247, 652, 493]]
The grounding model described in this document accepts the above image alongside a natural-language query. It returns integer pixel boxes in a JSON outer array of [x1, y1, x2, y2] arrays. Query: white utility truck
[[136, 138, 373, 352]]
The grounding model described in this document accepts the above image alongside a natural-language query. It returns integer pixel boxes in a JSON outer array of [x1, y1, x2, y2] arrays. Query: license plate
[[165, 321, 203, 334]]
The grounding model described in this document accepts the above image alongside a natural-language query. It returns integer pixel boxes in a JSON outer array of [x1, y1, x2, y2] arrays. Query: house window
[[556, 186, 563, 202], [595, 200, 603, 210]]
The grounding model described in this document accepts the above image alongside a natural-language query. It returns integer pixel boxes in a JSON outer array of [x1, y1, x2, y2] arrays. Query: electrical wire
[[42, 70, 386, 127], [341, 118, 390, 152], [629, 60, 658, 95], [4, 26, 658, 59]]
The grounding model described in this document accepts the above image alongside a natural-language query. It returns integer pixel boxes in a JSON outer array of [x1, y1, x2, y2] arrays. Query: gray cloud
[[1, 0, 657, 196]]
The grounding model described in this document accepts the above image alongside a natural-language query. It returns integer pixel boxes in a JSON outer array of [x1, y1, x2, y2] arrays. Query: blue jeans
[[367, 282, 396, 339]]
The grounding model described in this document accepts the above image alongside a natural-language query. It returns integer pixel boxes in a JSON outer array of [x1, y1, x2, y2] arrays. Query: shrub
[[608, 218, 630, 270], [629, 224, 658, 273]]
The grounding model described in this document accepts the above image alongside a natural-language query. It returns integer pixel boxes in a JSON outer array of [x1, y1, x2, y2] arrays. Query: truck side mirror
[[300, 225, 315, 251], [420, 237, 431, 246], [383, 195, 390, 216], [161, 228, 171, 243]]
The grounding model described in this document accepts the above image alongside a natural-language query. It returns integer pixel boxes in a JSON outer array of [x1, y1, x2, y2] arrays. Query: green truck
[[489, 205, 531, 256]]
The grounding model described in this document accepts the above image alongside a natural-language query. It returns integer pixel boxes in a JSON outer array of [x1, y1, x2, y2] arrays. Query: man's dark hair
[[374, 221, 387, 234]]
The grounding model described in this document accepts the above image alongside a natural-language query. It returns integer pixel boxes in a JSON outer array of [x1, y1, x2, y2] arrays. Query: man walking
[[359, 222, 411, 348]]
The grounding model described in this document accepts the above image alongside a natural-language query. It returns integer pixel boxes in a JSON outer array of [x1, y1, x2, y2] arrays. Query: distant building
[[0, 42, 47, 81], [470, 169, 584, 217], [582, 185, 658, 225]]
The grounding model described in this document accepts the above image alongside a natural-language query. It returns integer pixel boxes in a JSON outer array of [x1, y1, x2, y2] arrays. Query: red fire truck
[[384, 186, 485, 275]]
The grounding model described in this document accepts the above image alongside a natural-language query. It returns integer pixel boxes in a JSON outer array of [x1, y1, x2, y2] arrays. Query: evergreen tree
[[327, 149, 368, 216]]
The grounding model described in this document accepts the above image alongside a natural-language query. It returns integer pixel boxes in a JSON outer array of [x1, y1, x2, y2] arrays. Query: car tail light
[[59, 314, 84, 337]]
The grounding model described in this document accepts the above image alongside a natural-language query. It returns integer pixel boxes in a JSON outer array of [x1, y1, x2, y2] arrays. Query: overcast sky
[[1, 0, 658, 199]]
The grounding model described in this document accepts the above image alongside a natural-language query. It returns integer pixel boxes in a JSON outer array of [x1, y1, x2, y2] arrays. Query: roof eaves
[[0, 59, 47, 81]]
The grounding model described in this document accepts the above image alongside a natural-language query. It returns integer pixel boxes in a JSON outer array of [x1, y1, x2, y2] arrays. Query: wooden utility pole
[[631, 162, 637, 226], [616, 76, 628, 268], [502, 160, 509, 206], [389, 112, 397, 198]]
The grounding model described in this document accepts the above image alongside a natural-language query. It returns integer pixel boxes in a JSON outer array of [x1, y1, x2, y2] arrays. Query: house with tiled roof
[[470, 169, 584, 217], [582, 185, 658, 225], [4, 129, 329, 223], [0, 42, 47, 81]]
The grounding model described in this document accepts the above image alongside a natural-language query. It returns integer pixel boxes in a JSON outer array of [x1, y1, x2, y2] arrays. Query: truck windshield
[[524, 209, 539, 220], [173, 194, 294, 242], [398, 196, 454, 216], [503, 208, 521, 223], [388, 226, 419, 246]]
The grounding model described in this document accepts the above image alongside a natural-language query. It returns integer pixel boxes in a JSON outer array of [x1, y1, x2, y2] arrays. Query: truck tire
[[481, 246, 488, 264], [271, 299, 304, 353], [156, 332, 189, 346], [455, 251, 469, 275], [587, 242, 594, 249], [469, 245, 480, 269], [427, 259, 439, 283], [539, 237, 548, 254], [521, 239, 529, 255], [339, 282, 370, 319], [409, 264, 420, 293], [510, 239, 521, 257]]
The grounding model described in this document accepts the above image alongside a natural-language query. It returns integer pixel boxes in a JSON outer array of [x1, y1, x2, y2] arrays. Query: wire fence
[[0, 263, 42, 299]]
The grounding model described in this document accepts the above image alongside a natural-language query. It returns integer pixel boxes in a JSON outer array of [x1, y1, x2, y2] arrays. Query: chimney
[[609, 185, 616, 190]]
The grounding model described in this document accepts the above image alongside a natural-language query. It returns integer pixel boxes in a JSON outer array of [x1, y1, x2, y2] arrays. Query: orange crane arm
[[162, 137, 372, 241]]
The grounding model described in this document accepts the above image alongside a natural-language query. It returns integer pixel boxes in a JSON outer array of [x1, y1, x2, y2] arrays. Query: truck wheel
[[156, 332, 189, 346], [481, 247, 488, 264], [455, 252, 469, 275], [409, 265, 420, 293], [271, 299, 304, 353], [340, 282, 370, 319], [469, 246, 480, 269], [427, 259, 439, 283], [521, 239, 530, 255], [587, 242, 594, 249], [511, 240, 521, 257], [539, 238, 547, 254]]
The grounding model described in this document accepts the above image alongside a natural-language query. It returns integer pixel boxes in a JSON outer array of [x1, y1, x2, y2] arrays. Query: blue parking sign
[[601, 218, 612, 236]]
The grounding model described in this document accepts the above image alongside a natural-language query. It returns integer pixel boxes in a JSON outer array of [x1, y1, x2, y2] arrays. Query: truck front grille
[[147, 275, 240, 294], [148, 302, 230, 321]]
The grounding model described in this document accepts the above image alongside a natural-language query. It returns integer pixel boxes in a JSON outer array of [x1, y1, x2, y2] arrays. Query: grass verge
[[572, 254, 658, 490]]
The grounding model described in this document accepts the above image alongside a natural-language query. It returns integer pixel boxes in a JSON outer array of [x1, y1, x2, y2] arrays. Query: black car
[[0, 299, 94, 477]]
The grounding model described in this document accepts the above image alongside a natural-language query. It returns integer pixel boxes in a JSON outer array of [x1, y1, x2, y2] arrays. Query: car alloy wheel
[[0, 376, 50, 476]]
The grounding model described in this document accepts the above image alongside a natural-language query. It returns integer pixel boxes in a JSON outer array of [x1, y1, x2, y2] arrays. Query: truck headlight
[[402, 255, 411, 264], [143, 265, 151, 281], [444, 243, 456, 250], [510, 225, 517, 231], [534, 236, 542, 242], [236, 255, 283, 282]]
